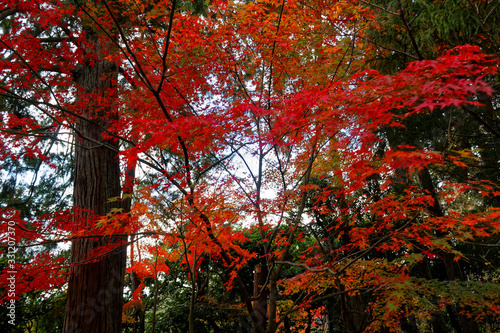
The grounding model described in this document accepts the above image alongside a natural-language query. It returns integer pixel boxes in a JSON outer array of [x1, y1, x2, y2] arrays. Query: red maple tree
[[1, 0, 499, 332]]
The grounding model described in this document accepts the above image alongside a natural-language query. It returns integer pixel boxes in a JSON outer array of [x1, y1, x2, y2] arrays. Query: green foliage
[[0, 290, 66, 333], [365, 0, 500, 72]]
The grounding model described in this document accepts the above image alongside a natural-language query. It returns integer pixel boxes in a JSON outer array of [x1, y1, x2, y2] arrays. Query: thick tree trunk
[[338, 284, 366, 333], [252, 264, 268, 333], [63, 54, 125, 332]]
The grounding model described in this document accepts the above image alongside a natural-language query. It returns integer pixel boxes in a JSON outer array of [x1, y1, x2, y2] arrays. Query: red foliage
[[0, 0, 499, 330]]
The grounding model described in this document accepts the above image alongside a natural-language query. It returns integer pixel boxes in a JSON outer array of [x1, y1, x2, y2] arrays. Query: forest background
[[0, 0, 499, 332]]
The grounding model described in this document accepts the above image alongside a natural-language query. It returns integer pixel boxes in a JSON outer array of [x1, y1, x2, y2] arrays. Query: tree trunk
[[252, 264, 268, 333], [417, 167, 479, 333], [339, 285, 366, 333], [414, 260, 449, 333], [63, 50, 125, 332], [266, 271, 278, 333], [337, 199, 367, 333]]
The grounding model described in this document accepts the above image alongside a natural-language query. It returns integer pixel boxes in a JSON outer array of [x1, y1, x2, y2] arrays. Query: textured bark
[[63, 52, 125, 332], [266, 271, 278, 333], [252, 264, 268, 333], [339, 285, 366, 333]]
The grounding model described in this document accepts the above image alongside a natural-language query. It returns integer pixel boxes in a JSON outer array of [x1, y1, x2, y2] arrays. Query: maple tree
[[1, 0, 499, 332]]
